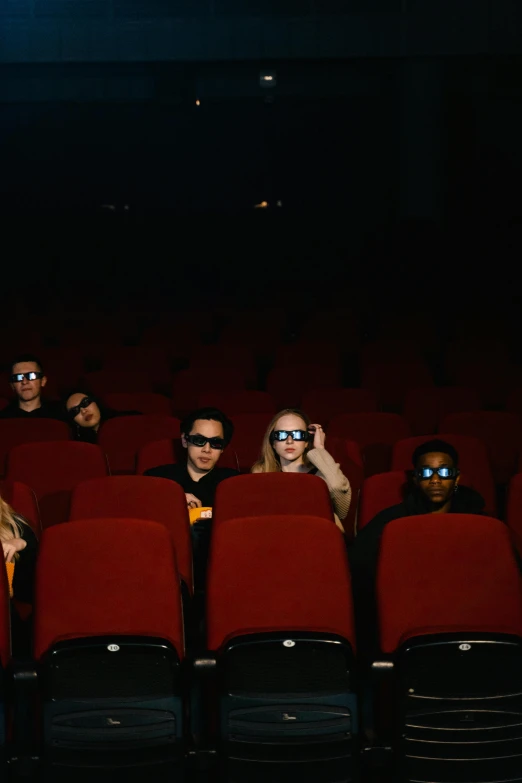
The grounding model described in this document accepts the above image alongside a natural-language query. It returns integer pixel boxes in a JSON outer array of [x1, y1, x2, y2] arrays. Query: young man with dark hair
[[0, 354, 64, 420]]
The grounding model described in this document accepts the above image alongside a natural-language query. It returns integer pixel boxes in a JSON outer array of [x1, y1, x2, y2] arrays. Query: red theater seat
[[0, 418, 70, 477], [392, 433, 497, 516], [103, 392, 172, 416], [440, 411, 522, 485], [206, 515, 356, 780], [37, 348, 85, 394], [0, 480, 40, 535], [302, 388, 379, 425], [376, 514, 522, 783], [6, 441, 108, 528], [34, 518, 184, 776], [98, 415, 181, 474], [452, 362, 522, 408], [213, 473, 335, 526], [357, 471, 408, 532], [329, 413, 411, 476], [70, 476, 192, 593], [403, 386, 482, 435], [189, 345, 257, 388], [266, 365, 342, 410], [197, 390, 276, 416], [84, 369, 154, 395], [172, 368, 247, 417], [229, 412, 274, 472], [361, 362, 433, 411]]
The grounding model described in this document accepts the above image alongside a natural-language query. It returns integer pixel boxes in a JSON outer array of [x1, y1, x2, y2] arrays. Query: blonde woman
[[252, 408, 351, 531], [0, 493, 38, 604]]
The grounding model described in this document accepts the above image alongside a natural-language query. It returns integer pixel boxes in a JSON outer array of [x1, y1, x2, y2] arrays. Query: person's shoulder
[[364, 503, 407, 531], [0, 402, 19, 418], [214, 467, 240, 480], [143, 463, 180, 479], [453, 485, 486, 514]]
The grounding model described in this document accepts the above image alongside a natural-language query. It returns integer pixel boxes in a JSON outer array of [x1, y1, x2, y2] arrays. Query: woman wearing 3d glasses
[[252, 408, 351, 531], [65, 390, 140, 442]]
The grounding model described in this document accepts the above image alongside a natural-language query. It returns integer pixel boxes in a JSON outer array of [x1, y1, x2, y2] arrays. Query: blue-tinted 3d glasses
[[415, 466, 459, 480]]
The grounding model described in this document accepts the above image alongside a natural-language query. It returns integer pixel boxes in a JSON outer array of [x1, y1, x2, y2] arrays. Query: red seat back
[[266, 365, 342, 410], [329, 413, 411, 476], [197, 390, 276, 416], [70, 476, 193, 592], [102, 393, 172, 416], [84, 370, 155, 395], [34, 518, 184, 661], [230, 412, 274, 473], [452, 363, 522, 408], [358, 471, 409, 532], [213, 473, 335, 526], [207, 515, 355, 651], [403, 387, 482, 436], [361, 362, 433, 410], [302, 388, 379, 425], [377, 514, 522, 654], [0, 418, 70, 477], [172, 368, 247, 417], [6, 441, 108, 528], [136, 438, 175, 475], [98, 415, 181, 474], [0, 480, 40, 535], [392, 433, 497, 516]]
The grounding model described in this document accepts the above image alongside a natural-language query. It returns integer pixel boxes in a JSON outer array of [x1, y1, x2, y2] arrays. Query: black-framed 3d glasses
[[415, 466, 459, 480], [271, 430, 310, 442], [186, 434, 225, 450], [10, 371, 44, 383], [67, 396, 94, 418]]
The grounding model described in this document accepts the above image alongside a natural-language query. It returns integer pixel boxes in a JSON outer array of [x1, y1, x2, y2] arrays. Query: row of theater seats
[[2, 512, 522, 782]]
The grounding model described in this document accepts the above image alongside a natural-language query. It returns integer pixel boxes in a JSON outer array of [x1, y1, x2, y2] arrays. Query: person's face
[[271, 413, 309, 464], [182, 418, 225, 473], [414, 451, 460, 507], [10, 361, 47, 404], [66, 393, 102, 430]]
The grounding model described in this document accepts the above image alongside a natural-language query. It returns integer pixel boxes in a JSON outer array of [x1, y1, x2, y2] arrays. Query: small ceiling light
[[259, 70, 277, 88], [195, 99, 201, 106], [254, 200, 269, 209]]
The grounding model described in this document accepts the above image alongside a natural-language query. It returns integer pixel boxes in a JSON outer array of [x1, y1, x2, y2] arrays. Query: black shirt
[[0, 400, 65, 421], [144, 462, 239, 506]]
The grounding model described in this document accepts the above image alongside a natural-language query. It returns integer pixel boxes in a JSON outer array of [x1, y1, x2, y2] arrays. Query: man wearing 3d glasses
[[348, 439, 486, 659], [0, 354, 64, 420]]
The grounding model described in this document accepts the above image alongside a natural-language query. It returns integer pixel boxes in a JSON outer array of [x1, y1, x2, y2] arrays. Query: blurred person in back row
[[65, 390, 141, 443], [252, 408, 351, 532], [0, 354, 64, 420]]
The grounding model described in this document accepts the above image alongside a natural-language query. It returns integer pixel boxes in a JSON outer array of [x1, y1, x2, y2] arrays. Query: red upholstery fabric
[[358, 471, 409, 531], [361, 362, 433, 410], [266, 365, 341, 410], [506, 473, 522, 557], [34, 518, 183, 660], [103, 393, 172, 416], [172, 368, 247, 416], [197, 390, 276, 416], [302, 388, 379, 425], [329, 413, 411, 477], [84, 370, 154, 395], [136, 438, 175, 475], [0, 480, 40, 535], [6, 441, 108, 529], [190, 345, 257, 388], [440, 412, 522, 485], [378, 514, 522, 653], [0, 418, 70, 477], [213, 473, 335, 526], [230, 412, 275, 472], [452, 362, 522, 408], [100, 346, 171, 388], [98, 415, 181, 474], [392, 433, 497, 516], [70, 476, 192, 592], [207, 515, 355, 651], [403, 386, 482, 436], [37, 348, 85, 395]]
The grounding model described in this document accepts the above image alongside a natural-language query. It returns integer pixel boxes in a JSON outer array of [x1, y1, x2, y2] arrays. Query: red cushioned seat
[[445, 338, 512, 379], [102, 392, 172, 416], [197, 390, 276, 416], [403, 386, 482, 435], [452, 362, 522, 408], [266, 365, 342, 410], [375, 514, 522, 783], [361, 362, 433, 411], [213, 473, 335, 526], [172, 368, 247, 417], [84, 369, 154, 395], [6, 441, 108, 529], [440, 411, 522, 485], [357, 471, 408, 532], [98, 415, 180, 474], [34, 518, 184, 776], [70, 476, 192, 593], [99, 346, 171, 388], [190, 345, 257, 388], [273, 342, 342, 370], [302, 388, 379, 426], [229, 412, 275, 473], [392, 433, 497, 516], [506, 473, 522, 558], [0, 480, 40, 535], [0, 418, 70, 478], [329, 413, 411, 477], [206, 515, 357, 779]]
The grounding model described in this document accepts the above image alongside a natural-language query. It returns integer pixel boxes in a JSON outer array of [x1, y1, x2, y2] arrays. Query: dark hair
[[10, 353, 44, 375], [412, 439, 459, 467], [64, 389, 106, 417], [180, 407, 234, 447]]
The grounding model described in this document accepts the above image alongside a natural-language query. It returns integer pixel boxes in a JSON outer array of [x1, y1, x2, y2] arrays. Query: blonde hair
[[0, 495, 26, 559], [252, 408, 313, 473]]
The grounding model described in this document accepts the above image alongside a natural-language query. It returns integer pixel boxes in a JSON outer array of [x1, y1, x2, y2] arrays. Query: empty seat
[[377, 514, 522, 783], [302, 388, 379, 425], [329, 413, 411, 476], [357, 471, 408, 531], [213, 473, 335, 526], [98, 415, 181, 474], [102, 393, 172, 416], [84, 369, 154, 395], [440, 411, 522, 484], [190, 345, 257, 387], [0, 480, 40, 534], [361, 362, 433, 411], [69, 476, 192, 593], [6, 442, 108, 528], [99, 346, 172, 390], [197, 390, 276, 416], [34, 518, 184, 778], [266, 365, 342, 410], [36, 348, 85, 395], [0, 418, 70, 477], [392, 433, 497, 516], [452, 362, 522, 408], [403, 386, 482, 435], [172, 368, 247, 417], [229, 412, 275, 473], [206, 515, 357, 782]]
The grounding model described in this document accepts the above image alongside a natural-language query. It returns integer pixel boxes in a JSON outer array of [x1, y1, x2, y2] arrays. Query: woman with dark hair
[[65, 390, 140, 443]]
